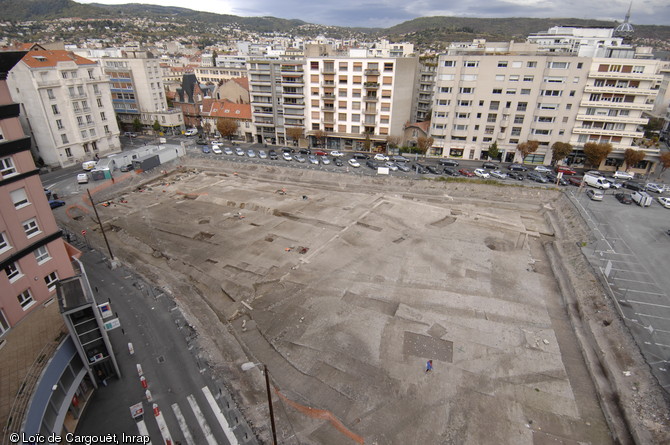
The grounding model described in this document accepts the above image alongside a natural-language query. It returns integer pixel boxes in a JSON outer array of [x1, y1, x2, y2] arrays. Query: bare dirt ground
[[61, 158, 670, 444]]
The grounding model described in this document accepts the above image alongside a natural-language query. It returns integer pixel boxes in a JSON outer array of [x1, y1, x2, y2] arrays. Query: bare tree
[[386, 135, 401, 152], [623, 148, 645, 170], [416, 136, 434, 156], [313, 130, 327, 148], [550, 142, 573, 165], [583, 142, 613, 168], [658, 151, 670, 175], [216, 118, 238, 141], [516, 140, 539, 161], [286, 127, 304, 146]]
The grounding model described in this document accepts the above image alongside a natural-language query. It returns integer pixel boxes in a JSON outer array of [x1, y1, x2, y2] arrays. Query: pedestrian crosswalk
[[134, 386, 242, 445]]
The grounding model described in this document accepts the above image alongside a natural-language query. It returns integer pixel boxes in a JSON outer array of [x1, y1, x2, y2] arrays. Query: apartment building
[[1, 50, 93, 437], [248, 58, 306, 145], [527, 26, 625, 57], [94, 50, 184, 134], [571, 56, 663, 171], [431, 41, 590, 163], [7, 50, 121, 168], [415, 56, 437, 122], [304, 56, 419, 151]]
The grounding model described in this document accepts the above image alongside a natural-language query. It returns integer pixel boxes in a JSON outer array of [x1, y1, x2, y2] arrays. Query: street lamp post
[[241, 362, 277, 444]]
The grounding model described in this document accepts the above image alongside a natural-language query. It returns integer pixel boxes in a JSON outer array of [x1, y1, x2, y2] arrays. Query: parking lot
[[569, 186, 670, 390]]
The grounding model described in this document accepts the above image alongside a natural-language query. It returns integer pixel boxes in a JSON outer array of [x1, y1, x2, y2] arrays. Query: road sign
[[130, 402, 144, 419], [98, 302, 113, 318], [103, 318, 121, 331]]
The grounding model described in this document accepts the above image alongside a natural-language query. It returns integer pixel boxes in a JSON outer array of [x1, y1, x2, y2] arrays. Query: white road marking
[[611, 276, 660, 286], [154, 406, 173, 445], [172, 402, 196, 445], [202, 386, 239, 445], [634, 312, 670, 321], [188, 394, 217, 445], [136, 419, 153, 445], [627, 300, 670, 309], [610, 267, 652, 275], [616, 288, 666, 296]]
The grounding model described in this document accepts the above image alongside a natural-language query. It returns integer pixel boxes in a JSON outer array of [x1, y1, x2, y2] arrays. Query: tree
[[216, 118, 238, 141], [386, 135, 401, 152], [583, 142, 613, 168], [659, 151, 670, 175], [286, 127, 304, 146], [551, 142, 573, 165], [623, 148, 645, 170], [363, 133, 372, 152], [313, 130, 326, 148], [487, 141, 500, 161], [416, 136, 434, 157], [152, 120, 161, 135], [516, 140, 539, 161], [132, 118, 142, 132]]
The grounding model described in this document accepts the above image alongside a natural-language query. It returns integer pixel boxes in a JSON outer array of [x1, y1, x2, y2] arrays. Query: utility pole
[[87, 188, 115, 261], [265, 365, 278, 445]]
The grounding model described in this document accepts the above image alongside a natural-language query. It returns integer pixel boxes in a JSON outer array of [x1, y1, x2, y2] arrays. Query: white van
[[82, 160, 97, 171], [583, 173, 610, 190], [631, 191, 652, 207]]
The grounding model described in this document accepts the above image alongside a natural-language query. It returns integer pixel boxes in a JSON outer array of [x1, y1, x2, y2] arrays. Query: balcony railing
[[364, 82, 379, 89], [364, 69, 380, 76]]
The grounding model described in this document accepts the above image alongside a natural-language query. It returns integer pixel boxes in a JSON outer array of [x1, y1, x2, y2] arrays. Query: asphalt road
[[72, 247, 256, 445], [569, 186, 670, 391]]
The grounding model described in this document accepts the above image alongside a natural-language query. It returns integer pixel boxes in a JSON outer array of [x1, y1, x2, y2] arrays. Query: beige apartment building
[[7, 50, 121, 168], [305, 56, 419, 151], [430, 41, 663, 171]]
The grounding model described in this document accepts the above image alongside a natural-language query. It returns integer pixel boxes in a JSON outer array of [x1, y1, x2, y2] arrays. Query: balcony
[[364, 108, 377, 115], [575, 114, 647, 125], [589, 72, 661, 82], [249, 77, 272, 85], [364, 69, 380, 76], [584, 85, 658, 96], [281, 67, 304, 75], [321, 68, 336, 75], [282, 91, 303, 98], [322, 93, 335, 100], [364, 96, 378, 102], [254, 121, 275, 127], [364, 82, 379, 89], [321, 81, 335, 87], [253, 109, 273, 116], [283, 102, 305, 108], [282, 78, 304, 85], [497, 132, 506, 140], [579, 100, 653, 111], [572, 127, 644, 138]]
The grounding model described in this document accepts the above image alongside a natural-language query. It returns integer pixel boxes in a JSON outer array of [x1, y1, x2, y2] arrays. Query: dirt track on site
[[61, 158, 670, 444]]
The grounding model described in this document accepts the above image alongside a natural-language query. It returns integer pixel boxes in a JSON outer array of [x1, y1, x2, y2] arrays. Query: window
[[97, 98, 103, 107], [61, 134, 69, 144], [1, 157, 17, 177], [310, 61, 319, 70], [61, 71, 68, 79], [22, 218, 40, 238], [512, 61, 523, 68], [542, 90, 562, 96], [544, 76, 565, 83], [86, 115, 93, 124], [461, 74, 477, 81], [100, 112, 106, 121], [566, 104, 572, 110], [539, 103, 558, 110], [93, 84, 99, 94], [44, 271, 58, 292], [517, 102, 528, 111], [495, 75, 505, 81], [34, 246, 50, 264], [56, 119, 64, 130], [104, 125, 110, 134], [536, 116, 554, 123], [577, 63, 583, 69], [509, 75, 519, 82], [456, 112, 470, 119], [548, 61, 569, 69], [523, 75, 534, 82], [511, 127, 522, 136], [65, 147, 72, 157], [527, 61, 537, 68], [440, 87, 452, 93], [497, 61, 508, 68], [492, 89, 502, 94], [17, 289, 35, 310], [459, 87, 474, 94], [569, 90, 575, 97], [506, 89, 516, 95], [0, 232, 10, 253], [437, 99, 450, 106], [489, 101, 500, 110], [47, 89, 55, 99], [632, 66, 644, 74], [513, 115, 524, 124], [438, 74, 455, 81], [10, 188, 29, 209], [5, 262, 22, 282], [52, 104, 60, 115], [453, 124, 468, 131], [457, 100, 471, 107], [443, 60, 455, 67], [521, 89, 531, 95], [487, 113, 497, 123], [0, 310, 9, 335]]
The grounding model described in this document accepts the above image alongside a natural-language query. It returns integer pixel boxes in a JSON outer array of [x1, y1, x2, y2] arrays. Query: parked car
[[282, 147, 295, 153], [508, 163, 528, 171], [120, 164, 133, 172], [583, 173, 610, 189], [353, 153, 369, 160], [373, 153, 389, 161], [314, 150, 328, 156], [396, 163, 410, 172], [631, 190, 653, 207], [414, 164, 428, 174], [555, 166, 577, 175], [507, 171, 524, 181], [308, 155, 319, 165], [196, 139, 208, 145], [269, 149, 278, 159], [348, 158, 360, 168], [235, 147, 245, 156], [77, 173, 89, 184], [282, 152, 292, 161], [258, 150, 268, 159], [474, 168, 490, 178], [658, 196, 670, 209], [426, 165, 440, 174], [246, 149, 256, 158], [392, 155, 410, 163], [184, 128, 198, 136], [489, 170, 507, 180], [603, 178, 622, 189], [534, 165, 552, 173], [223, 147, 234, 155], [385, 161, 398, 171], [439, 158, 459, 167], [443, 167, 460, 176], [299, 148, 311, 155], [330, 150, 345, 157], [645, 183, 665, 194], [293, 154, 306, 163], [49, 199, 66, 209], [545, 172, 568, 186], [334, 158, 344, 167], [586, 189, 604, 201], [201, 146, 211, 154], [123, 131, 138, 138], [568, 176, 583, 186], [623, 181, 644, 191], [613, 171, 634, 180], [320, 156, 331, 165], [458, 169, 475, 177], [211, 146, 222, 154], [615, 193, 633, 205], [365, 160, 377, 169], [482, 162, 497, 169], [527, 172, 548, 183]]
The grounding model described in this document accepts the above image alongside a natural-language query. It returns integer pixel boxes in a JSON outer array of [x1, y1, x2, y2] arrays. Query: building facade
[[7, 50, 121, 168]]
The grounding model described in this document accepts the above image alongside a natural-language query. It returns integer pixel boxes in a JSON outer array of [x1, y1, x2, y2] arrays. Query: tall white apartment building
[[248, 57, 306, 145], [572, 57, 662, 170], [527, 26, 625, 57], [305, 56, 419, 151], [431, 42, 590, 164], [8, 50, 121, 168]]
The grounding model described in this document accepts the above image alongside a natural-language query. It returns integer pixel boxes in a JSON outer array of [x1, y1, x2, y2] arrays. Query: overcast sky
[[77, 0, 669, 28]]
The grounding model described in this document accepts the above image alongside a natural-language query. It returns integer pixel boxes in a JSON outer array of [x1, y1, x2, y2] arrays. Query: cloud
[[74, 0, 670, 27]]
